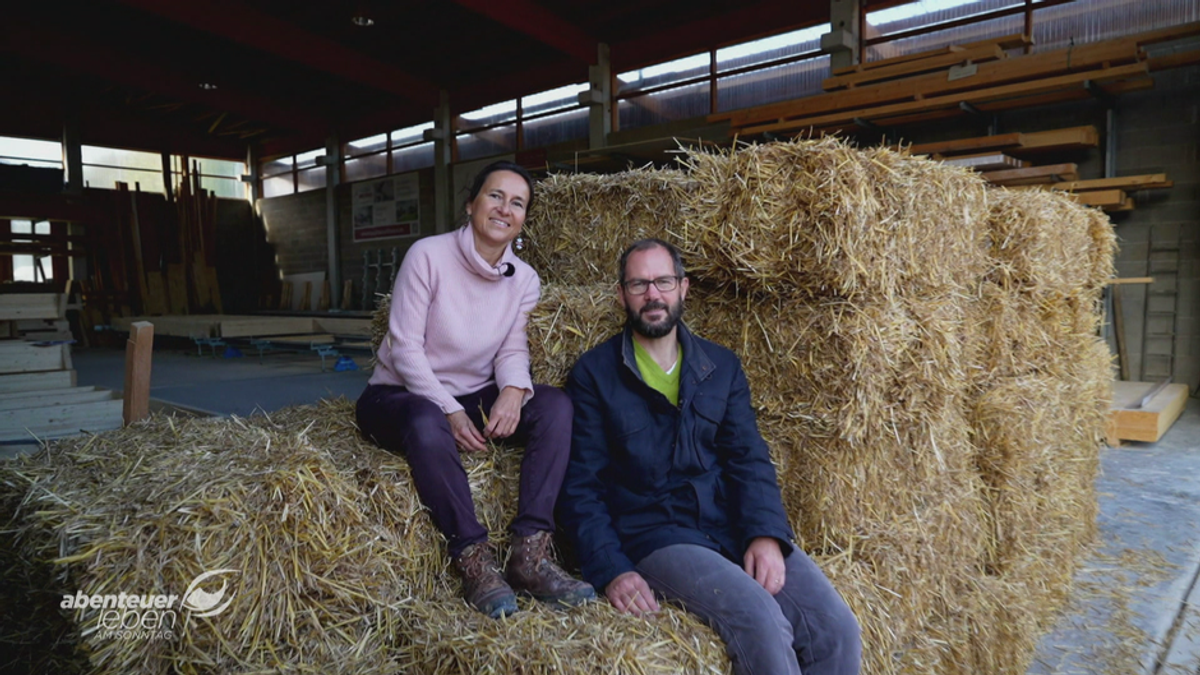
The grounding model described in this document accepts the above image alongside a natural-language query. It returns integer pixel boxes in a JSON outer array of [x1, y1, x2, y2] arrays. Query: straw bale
[[965, 282, 1105, 387], [678, 137, 989, 299], [523, 168, 695, 286], [984, 187, 1116, 295], [528, 283, 624, 387], [0, 401, 730, 674]]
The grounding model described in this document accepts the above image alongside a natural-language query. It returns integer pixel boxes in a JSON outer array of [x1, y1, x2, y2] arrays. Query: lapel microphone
[[500, 262, 516, 277]]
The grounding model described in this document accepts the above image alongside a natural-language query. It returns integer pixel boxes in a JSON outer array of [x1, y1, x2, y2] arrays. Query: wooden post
[[123, 321, 154, 425]]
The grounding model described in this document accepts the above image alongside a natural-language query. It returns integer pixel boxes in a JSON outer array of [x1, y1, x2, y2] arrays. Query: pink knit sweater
[[369, 226, 540, 414]]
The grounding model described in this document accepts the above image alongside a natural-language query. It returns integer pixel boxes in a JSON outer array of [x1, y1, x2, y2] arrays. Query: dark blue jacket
[[559, 322, 795, 592]]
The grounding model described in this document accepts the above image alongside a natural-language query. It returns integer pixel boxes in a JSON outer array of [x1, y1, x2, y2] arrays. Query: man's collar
[[621, 322, 714, 381]]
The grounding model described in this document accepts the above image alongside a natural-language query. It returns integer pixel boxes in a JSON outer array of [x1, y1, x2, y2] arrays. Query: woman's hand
[[447, 410, 488, 453], [484, 386, 525, 440]]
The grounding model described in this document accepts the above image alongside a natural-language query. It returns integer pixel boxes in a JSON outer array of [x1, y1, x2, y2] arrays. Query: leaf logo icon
[[182, 569, 239, 618]]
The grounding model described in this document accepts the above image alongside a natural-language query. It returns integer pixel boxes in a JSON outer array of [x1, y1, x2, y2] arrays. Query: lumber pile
[[0, 293, 121, 443], [0, 138, 1115, 674], [908, 126, 1173, 211], [716, 23, 1200, 138]]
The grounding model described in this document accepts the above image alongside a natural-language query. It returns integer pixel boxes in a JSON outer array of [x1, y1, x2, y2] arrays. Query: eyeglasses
[[621, 276, 682, 295]]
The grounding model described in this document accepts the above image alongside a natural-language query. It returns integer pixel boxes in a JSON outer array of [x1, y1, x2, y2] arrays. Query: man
[[559, 239, 861, 675]]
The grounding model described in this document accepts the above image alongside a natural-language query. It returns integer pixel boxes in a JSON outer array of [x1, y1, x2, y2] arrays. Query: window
[[171, 156, 247, 200], [81, 145, 164, 193], [0, 136, 62, 169], [11, 220, 53, 282]]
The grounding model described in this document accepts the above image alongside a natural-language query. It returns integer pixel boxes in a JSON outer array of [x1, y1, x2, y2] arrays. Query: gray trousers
[[637, 544, 861, 675]]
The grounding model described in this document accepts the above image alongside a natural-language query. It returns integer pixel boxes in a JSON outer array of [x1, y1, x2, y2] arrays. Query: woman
[[356, 160, 594, 619]]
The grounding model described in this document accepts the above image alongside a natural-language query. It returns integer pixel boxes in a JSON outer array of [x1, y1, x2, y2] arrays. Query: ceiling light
[[351, 14, 374, 27], [199, 82, 218, 90]]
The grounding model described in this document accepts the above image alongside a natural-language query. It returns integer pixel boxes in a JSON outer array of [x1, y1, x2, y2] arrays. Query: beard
[[627, 296, 685, 339]]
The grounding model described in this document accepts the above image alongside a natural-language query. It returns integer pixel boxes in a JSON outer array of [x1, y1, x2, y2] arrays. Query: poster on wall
[[352, 173, 421, 242]]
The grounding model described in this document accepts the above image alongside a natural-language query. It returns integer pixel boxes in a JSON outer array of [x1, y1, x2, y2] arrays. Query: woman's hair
[[465, 160, 536, 210]]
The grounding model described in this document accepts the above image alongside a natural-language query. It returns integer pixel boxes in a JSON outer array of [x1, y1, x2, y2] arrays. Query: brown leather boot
[[454, 543, 518, 619], [506, 531, 596, 607]]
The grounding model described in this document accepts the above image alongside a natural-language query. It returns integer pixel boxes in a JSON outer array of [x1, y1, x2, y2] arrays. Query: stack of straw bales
[[520, 137, 1113, 674], [0, 137, 1113, 674]]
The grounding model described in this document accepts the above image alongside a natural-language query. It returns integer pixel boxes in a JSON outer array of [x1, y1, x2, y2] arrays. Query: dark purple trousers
[[356, 382, 572, 559]]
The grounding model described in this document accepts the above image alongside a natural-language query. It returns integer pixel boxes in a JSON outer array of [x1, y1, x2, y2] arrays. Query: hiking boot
[[454, 543, 519, 619], [506, 531, 596, 607]]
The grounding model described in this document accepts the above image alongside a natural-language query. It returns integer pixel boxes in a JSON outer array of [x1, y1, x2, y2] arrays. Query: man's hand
[[744, 537, 786, 595], [483, 386, 525, 439], [446, 410, 488, 453], [605, 571, 660, 616]]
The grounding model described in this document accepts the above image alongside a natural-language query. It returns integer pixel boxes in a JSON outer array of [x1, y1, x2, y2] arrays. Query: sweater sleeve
[[384, 243, 463, 415], [492, 271, 539, 403]]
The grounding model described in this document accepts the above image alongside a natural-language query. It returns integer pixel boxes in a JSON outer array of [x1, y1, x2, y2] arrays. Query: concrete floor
[[5, 344, 1200, 673]]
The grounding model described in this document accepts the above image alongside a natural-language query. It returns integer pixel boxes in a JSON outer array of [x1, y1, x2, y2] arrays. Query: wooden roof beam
[[9, 26, 328, 136], [115, 0, 439, 104], [451, 0, 597, 64]]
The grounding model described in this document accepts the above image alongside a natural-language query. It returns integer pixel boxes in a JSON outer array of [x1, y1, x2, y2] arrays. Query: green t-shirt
[[634, 339, 682, 406]]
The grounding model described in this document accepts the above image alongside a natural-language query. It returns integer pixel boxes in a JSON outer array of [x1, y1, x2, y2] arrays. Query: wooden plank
[[1129, 20, 1200, 46], [1066, 189, 1126, 207], [0, 369, 76, 394], [206, 267, 224, 314], [824, 44, 1007, 90], [318, 280, 331, 312], [982, 163, 1079, 186], [300, 282, 312, 312], [266, 334, 336, 346], [829, 34, 1030, 76], [1049, 174, 1172, 192], [0, 293, 63, 321], [312, 317, 372, 337], [1017, 126, 1101, 151], [939, 152, 1026, 171], [727, 39, 1143, 130], [1107, 196, 1137, 212], [0, 387, 113, 411], [167, 263, 189, 314], [741, 62, 1148, 136], [218, 316, 316, 338], [0, 341, 70, 374], [832, 45, 964, 76], [0, 398, 123, 442], [1109, 277, 1154, 285], [112, 315, 221, 338], [341, 280, 354, 311], [907, 132, 1025, 156], [145, 272, 168, 315], [123, 322, 153, 425], [1110, 382, 1189, 442], [279, 282, 293, 311]]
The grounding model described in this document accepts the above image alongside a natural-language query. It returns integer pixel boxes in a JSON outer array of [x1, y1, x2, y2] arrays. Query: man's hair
[[617, 238, 686, 283]]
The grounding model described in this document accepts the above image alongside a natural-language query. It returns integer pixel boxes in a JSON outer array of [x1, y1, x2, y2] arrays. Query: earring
[[514, 236, 527, 252]]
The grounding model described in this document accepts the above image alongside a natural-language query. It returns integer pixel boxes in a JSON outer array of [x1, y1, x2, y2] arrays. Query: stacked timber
[[906, 126, 1173, 211], [0, 293, 121, 443], [717, 23, 1200, 140], [0, 139, 1114, 674]]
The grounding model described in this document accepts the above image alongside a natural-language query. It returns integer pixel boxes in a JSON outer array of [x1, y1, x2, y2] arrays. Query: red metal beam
[[451, 0, 597, 64], [8, 26, 328, 135], [116, 0, 439, 105], [612, 0, 826, 72]]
